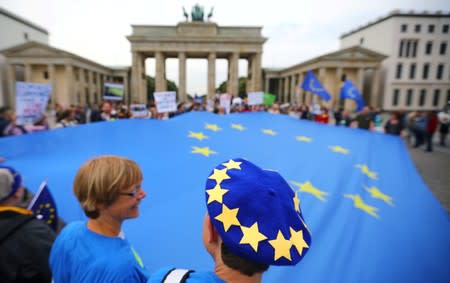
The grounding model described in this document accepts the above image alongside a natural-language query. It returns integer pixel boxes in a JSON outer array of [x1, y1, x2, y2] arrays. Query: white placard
[[154, 91, 177, 113], [220, 93, 231, 114], [247, 92, 264, 106], [15, 82, 51, 125], [130, 104, 149, 118]]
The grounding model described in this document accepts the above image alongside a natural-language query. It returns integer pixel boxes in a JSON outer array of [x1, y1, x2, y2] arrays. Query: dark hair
[[221, 242, 269, 276]]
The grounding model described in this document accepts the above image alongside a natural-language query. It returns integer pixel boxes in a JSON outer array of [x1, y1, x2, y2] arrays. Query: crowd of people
[[1, 96, 449, 152]]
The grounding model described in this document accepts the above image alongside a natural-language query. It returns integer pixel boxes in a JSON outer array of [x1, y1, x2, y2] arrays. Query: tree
[[146, 76, 178, 101], [215, 77, 247, 97]]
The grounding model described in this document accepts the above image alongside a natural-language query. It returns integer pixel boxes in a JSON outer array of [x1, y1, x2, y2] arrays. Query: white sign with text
[[15, 81, 51, 125], [154, 91, 177, 113], [247, 92, 264, 106]]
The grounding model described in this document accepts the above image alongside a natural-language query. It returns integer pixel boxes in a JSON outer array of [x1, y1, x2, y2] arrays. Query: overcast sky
[[0, 0, 448, 94]]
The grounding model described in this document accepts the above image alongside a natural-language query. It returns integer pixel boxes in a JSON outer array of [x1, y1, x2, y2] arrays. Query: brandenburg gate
[[127, 9, 266, 103]]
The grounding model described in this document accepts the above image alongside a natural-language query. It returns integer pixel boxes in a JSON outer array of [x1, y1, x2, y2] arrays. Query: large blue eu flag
[[340, 79, 365, 111], [27, 181, 58, 231], [300, 70, 331, 101], [1, 112, 449, 282]]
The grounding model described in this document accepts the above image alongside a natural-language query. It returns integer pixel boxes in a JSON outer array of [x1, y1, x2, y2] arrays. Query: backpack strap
[[162, 268, 194, 283]]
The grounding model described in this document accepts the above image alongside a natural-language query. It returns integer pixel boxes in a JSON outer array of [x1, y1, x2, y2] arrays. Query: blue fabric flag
[[27, 181, 58, 231], [340, 80, 365, 112], [300, 70, 331, 101], [1, 112, 449, 283]]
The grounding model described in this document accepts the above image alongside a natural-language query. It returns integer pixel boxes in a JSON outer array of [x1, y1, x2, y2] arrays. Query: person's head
[[0, 166, 25, 207], [73, 155, 146, 220], [202, 158, 311, 277]]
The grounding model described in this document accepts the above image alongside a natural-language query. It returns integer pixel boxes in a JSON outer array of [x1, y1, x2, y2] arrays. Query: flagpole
[[27, 180, 48, 210]]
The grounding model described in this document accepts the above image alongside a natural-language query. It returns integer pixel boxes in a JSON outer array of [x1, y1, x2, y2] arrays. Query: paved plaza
[[406, 139, 450, 215]]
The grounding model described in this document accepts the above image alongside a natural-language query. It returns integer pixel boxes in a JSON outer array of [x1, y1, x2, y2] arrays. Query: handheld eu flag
[[340, 80, 365, 112], [300, 70, 331, 101], [27, 181, 58, 231]]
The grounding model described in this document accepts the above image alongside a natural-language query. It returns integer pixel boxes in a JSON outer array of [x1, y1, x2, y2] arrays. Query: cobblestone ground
[[405, 138, 450, 215]]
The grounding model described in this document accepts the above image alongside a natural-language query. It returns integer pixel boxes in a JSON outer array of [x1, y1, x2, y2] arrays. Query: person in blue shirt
[[149, 158, 312, 283], [50, 155, 149, 282]]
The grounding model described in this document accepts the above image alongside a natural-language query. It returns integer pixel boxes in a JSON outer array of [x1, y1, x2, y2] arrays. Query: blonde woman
[[50, 155, 149, 282]]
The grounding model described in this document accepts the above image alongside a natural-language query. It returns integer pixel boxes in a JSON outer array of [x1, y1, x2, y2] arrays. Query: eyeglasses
[[119, 185, 142, 197]]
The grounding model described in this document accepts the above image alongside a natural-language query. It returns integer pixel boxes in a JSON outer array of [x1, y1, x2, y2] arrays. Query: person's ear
[[205, 215, 219, 243]]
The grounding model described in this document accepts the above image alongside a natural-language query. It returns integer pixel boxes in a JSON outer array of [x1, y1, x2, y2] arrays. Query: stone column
[[47, 64, 56, 108], [178, 52, 186, 102], [264, 77, 269, 93], [227, 52, 239, 96], [246, 56, 253, 94], [24, 64, 32, 82], [298, 73, 304, 104], [78, 68, 85, 105], [123, 74, 129, 105], [131, 52, 142, 103], [284, 76, 290, 103], [318, 68, 326, 104], [252, 52, 262, 92], [65, 64, 74, 106], [155, 51, 166, 92], [207, 52, 216, 99], [96, 73, 102, 104], [371, 67, 381, 108], [335, 67, 343, 108], [290, 74, 296, 104], [357, 68, 364, 92], [277, 78, 283, 102], [7, 64, 16, 109], [88, 70, 94, 105]]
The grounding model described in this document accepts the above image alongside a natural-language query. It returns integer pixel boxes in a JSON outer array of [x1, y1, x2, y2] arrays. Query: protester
[[425, 111, 438, 152], [50, 155, 149, 282], [354, 106, 374, 130], [384, 112, 403, 136], [149, 158, 311, 283], [1, 109, 28, 136], [438, 107, 449, 146], [0, 166, 56, 283]]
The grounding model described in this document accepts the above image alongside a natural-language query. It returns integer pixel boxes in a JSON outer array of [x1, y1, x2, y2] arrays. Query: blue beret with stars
[[0, 165, 23, 202], [205, 158, 311, 266]]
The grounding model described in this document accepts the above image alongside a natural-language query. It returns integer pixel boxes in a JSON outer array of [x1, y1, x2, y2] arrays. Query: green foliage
[[146, 75, 178, 101], [216, 77, 247, 97]]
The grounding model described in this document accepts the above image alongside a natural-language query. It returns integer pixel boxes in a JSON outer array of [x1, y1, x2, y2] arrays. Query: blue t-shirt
[[50, 221, 149, 283], [148, 267, 225, 283]]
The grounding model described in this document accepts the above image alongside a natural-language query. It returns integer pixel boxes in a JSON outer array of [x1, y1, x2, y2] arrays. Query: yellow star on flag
[[192, 146, 216, 157], [262, 129, 277, 136], [208, 168, 231, 185], [293, 192, 300, 212], [188, 131, 209, 141], [364, 185, 394, 206], [205, 123, 222, 132], [239, 222, 268, 252], [329, 145, 349, 154], [344, 194, 379, 218], [222, 159, 242, 170], [206, 184, 229, 204], [296, 136, 312, 142], [268, 230, 292, 261], [215, 204, 241, 231], [290, 227, 309, 256], [355, 164, 378, 180], [231, 124, 246, 131], [291, 181, 328, 202]]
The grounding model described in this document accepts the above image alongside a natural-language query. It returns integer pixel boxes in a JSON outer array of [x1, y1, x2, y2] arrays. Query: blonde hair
[[73, 155, 142, 219]]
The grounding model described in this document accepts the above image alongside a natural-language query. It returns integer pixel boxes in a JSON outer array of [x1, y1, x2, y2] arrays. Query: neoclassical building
[[1, 41, 130, 108], [264, 46, 386, 110], [127, 21, 266, 102]]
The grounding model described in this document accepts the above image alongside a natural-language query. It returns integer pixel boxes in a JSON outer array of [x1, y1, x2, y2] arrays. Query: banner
[[130, 104, 149, 118], [247, 91, 264, 106], [103, 82, 124, 101], [154, 91, 177, 113], [220, 93, 231, 114], [15, 81, 51, 125]]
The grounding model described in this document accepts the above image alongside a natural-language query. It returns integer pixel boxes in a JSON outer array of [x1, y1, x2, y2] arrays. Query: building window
[[43, 71, 49, 79], [399, 41, 404, 57], [425, 41, 433, 55], [396, 63, 403, 79], [406, 89, 413, 106], [433, 89, 440, 106], [399, 39, 419, 58], [401, 24, 407, 32], [23, 32, 28, 41], [419, 89, 426, 106], [443, 24, 449, 33], [440, 42, 447, 55], [422, 63, 430, 79], [393, 89, 400, 106], [428, 24, 435, 33], [409, 63, 416, 79], [359, 37, 364, 45], [437, 64, 444, 80], [415, 24, 421, 33], [447, 89, 450, 105], [412, 41, 417, 57]]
